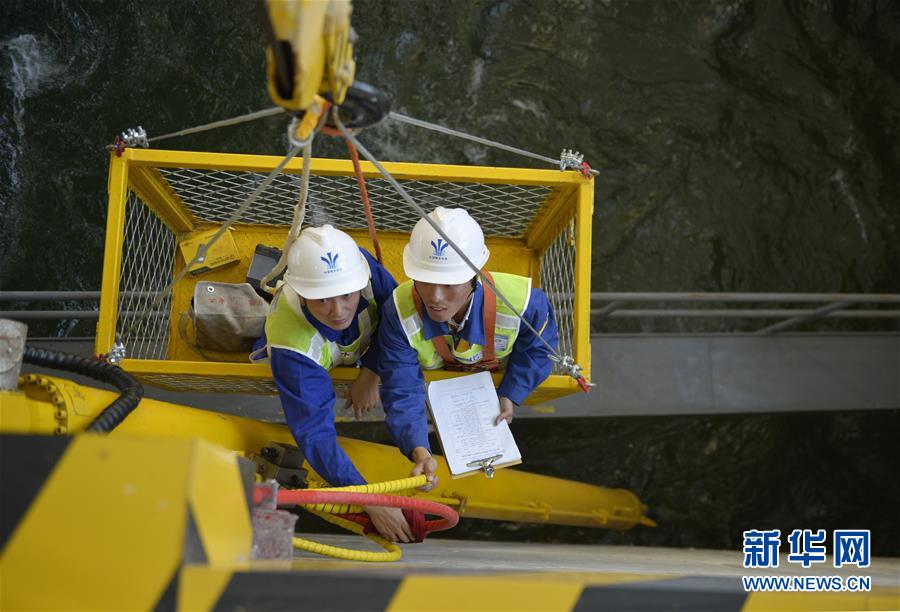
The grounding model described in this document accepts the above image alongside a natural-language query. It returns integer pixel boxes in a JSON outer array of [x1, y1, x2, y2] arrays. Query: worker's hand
[[495, 396, 516, 425], [363, 505, 413, 543], [347, 367, 380, 420], [410, 447, 439, 492]]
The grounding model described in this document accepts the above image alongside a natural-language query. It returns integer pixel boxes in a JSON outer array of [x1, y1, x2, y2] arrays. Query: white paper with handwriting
[[426, 371, 522, 478]]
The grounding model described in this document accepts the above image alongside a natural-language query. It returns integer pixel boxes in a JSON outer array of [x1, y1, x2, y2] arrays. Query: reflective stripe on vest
[[412, 270, 501, 370], [392, 272, 531, 371], [265, 284, 377, 371]]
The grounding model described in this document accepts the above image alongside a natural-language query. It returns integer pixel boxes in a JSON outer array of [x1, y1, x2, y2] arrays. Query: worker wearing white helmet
[[253, 224, 414, 543], [377, 207, 558, 491]]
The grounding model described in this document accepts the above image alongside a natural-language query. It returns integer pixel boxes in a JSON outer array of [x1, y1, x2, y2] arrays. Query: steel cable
[[332, 108, 575, 375]]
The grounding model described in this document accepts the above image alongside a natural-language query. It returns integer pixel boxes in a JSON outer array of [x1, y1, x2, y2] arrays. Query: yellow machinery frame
[[97, 148, 593, 402]]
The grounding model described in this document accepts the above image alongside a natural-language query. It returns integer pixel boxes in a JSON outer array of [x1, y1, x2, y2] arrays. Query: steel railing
[[0, 291, 159, 321], [3, 290, 900, 335], [590, 292, 900, 334]]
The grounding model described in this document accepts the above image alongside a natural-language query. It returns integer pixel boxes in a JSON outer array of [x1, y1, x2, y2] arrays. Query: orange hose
[[320, 124, 383, 264], [256, 488, 459, 534], [345, 139, 383, 264]]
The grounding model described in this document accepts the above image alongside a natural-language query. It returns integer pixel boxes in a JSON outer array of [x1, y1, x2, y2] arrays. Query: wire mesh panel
[[157, 168, 552, 237], [116, 191, 175, 360], [140, 373, 278, 395], [539, 218, 577, 374]]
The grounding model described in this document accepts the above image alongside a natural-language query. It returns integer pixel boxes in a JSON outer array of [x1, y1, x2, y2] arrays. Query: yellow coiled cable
[[301, 475, 426, 515], [293, 509, 401, 562], [291, 475, 427, 561]]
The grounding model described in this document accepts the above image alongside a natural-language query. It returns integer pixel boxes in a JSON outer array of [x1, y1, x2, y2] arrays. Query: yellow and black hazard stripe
[[1, 433, 254, 611], [175, 566, 899, 611], [0, 434, 72, 550], [3, 434, 897, 611]]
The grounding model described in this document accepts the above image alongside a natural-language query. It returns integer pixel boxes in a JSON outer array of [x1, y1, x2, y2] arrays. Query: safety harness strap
[[411, 271, 498, 372]]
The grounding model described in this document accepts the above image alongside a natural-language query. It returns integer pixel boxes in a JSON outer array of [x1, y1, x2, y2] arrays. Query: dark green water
[[336, 411, 900, 557], [2, 1, 898, 554]]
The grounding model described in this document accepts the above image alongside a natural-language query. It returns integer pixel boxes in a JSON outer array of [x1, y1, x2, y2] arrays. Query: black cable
[[22, 347, 144, 432]]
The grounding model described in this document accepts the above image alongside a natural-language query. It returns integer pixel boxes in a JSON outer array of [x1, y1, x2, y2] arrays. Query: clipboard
[[425, 371, 522, 479]]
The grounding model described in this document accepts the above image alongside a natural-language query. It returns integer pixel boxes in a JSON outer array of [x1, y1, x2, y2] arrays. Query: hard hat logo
[[320, 252, 342, 273], [403, 207, 490, 285], [285, 225, 370, 299], [430, 238, 450, 260]]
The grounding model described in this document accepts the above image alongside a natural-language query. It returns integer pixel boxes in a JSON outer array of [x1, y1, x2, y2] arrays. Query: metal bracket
[[559, 148, 598, 176], [120, 126, 149, 149], [559, 148, 585, 172], [553, 354, 595, 392], [466, 453, 503, 479], [106, 341, 127, 365], [111, 126, 149, 157], [255, 442, 309, 489]]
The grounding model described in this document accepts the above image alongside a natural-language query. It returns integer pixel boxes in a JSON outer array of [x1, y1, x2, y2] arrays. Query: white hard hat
[[403, 207, 489, 284], [284, 225, 370, 299]]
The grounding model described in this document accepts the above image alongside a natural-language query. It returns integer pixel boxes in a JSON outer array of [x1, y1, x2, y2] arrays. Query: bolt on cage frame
[[97, 148, 593, 403]]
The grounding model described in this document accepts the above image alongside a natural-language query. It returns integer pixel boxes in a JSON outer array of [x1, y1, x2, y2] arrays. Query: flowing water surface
[[2, 0, 898, 554]]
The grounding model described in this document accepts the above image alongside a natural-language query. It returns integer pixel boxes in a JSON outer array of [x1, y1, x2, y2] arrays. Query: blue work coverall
[[257, 248, 396, 486], [376, 281, 559, 458]]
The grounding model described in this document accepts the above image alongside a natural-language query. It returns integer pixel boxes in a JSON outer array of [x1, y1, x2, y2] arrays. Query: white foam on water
[[1, 34, 70, 193], [2, 34, 70, 133], [830, 168, 869, 245], [510, 98, 545, 119], [469, 58, 485, 97]]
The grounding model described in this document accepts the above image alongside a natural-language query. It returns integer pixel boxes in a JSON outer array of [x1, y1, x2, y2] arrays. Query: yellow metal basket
[[97, 148, 593, 403]]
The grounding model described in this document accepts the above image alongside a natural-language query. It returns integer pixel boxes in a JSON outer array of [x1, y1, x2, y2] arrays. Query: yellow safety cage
[[97, 148, 593, 403]]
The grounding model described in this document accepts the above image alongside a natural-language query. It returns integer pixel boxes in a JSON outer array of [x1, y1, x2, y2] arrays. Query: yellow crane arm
[[258, 0, 356, 113]]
